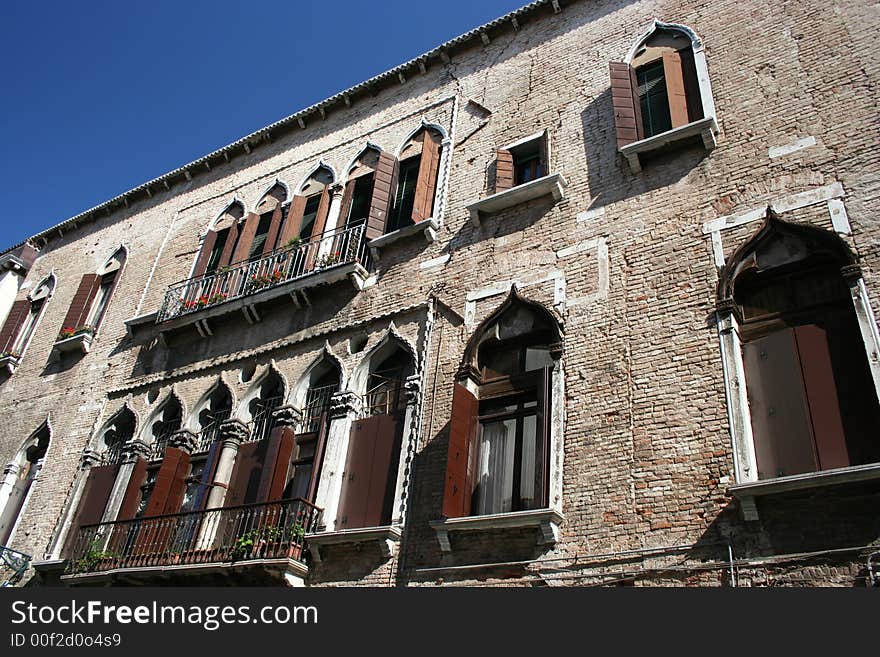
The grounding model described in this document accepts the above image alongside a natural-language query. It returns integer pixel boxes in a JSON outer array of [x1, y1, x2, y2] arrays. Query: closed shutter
[[230, 212, 262, 264], [0, 299, 30, 353], [609, 62, 644, 148], [662, 50, 689, 128], [441, 383, 480, 518], [367, 152, 398, 240], [263, 205, 284, 255], [495, 148, 514, 193], [116, 457, 148, 520], [255, 427, 296, 502], [192, 230, 219, 278], [190, 439, 221, 512], [141, 448, 189, 517], [61, 463, 120, 557], [306, 412, 330, 503], [278, 195, 308, 246], [60, 274, 101, 333], [225, 441, 267, 507], [412, 132, 442, 222]]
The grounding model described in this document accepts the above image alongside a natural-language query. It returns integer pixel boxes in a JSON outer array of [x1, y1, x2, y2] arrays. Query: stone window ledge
[[368, 218, 439, 252], [124, 311, 158, 338], [619, 117, 718, 173], [466, 173, 567, 227], [429, 508, 563, 553], [305, 525, 402, 563], [728, 462, 880, 521], [0, 354, 21, 374], [50, 331, 93, 362]]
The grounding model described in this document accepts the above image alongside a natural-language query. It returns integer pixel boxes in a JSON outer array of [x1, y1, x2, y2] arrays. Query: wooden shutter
[[367, 152, 398, 240], [306, 412, 330, 503], [192, 230, 219, 278], [338, 179, 356, 229], [610, 62, 644, 148], [0, 299, 30, 353], [412, 132, 442, 223], [217, 220, 240, 268], [116, 457, 148, 520], [61, 463, 120, 557], [230, 212, 261, 264], [255, 427, 296, 502], [60, 274, 101, 332], [679, 48, 703, 122], [278, 195, 308, 246], [226, 440, 269, 507], [190, 439, 221, 511], [495, 148, 514, 194], [262, 205, 284, 256], [337, 413, 402, 529], [141, 447, 190, 517], [441, 383, 480, 518], [662, 50, 689, 128]]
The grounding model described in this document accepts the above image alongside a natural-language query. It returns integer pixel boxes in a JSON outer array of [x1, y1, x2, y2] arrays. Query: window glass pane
[[299, 194, 322, 240], [524, 347, 553, 372], [637, 60, 671, 137], [346, 174, 374, 227], [11, 300, 43, 354], [482, 347, 520, 377], [387, 156, 420, 232], [475, 418, 516, 515], [288, 463, 312, 500], [89, 275, 116, 329], [206, 228, 229, 274], [520, 414, 538, 508]]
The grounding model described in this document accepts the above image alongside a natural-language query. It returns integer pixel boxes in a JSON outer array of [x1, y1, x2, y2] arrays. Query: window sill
[[50, 331, 94, 362], [305, 524, 402, 563], [429, 508, 563, 553], [618, 116, 718, 173], [0, 354, 21, 374], [124, 311, 158, 338], [466, 173, 568, 227], [368, 218, 439, 252], [728, 462, 880, 521]]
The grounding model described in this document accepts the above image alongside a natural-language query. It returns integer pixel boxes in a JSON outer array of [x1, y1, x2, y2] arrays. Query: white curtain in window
[[476, 419, 515, 515]]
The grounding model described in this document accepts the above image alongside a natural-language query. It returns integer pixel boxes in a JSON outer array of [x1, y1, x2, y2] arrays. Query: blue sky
[[0, 1, 528, 250]]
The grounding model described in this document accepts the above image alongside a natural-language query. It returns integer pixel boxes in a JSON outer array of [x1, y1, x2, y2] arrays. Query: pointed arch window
[[0, 275, 54, 370], [196, 384, 233, 453], [0, 424, 49, 545], [386, 127, 443, 234], [280, 167, 334, 247], [146, 396, 183, 460], [192, 201, 245, 277], [57, 248, 126, 342]]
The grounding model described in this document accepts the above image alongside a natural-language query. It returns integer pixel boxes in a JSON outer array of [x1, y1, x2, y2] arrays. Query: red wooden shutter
[[61, 463, 120, 557], [217, 220, 240, 268], [610, 62, 644, 148], [679, 48, 703, 122], [278, 195, 307, 245], [60, 274, 101, 333], [192, 230, 219, 278], [0, 299, 30, 353], [411, 132, 441, 222], [263, 205, 284, 255], [305, 412, 330, 503], [338, 179, 356, 228], [441, 383, 480, 518], [662, 50, 689, 128], [256, 427, 296, 502], [367, 152, 398, 240], [226, 441, 267, 507], [495, 148, 514, 193], [310, 188, 331, 241], [142, 447, 189, 517], [230, 212, 261, 263], [116, 457, 148, 520]]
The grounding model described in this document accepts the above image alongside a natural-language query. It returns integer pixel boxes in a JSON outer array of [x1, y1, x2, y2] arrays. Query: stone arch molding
[[341, 142, 384, 184], [206, 197, 246, 233], [291, 342, 347, 409], [252, 178, 291, 212], [138, 387, 186, 445], [295, 160, 337, 194], [186, 375, 237, 432], [350, 322, 419, 395], [90, 402, 140, 453], [8, 418, 52, 468], [394, 118, 449, 158], [235, 361, 288, 422]]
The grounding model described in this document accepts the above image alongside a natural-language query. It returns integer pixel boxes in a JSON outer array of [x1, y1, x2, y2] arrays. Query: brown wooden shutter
[[192, 230, 219, 278], [411, 132, 442, 223], [679, 48, 703, 122], [226, 440, 268, 507], [60, 274, 101, 333], [495, 148, 514, 194], [191, 439, 221, 511], [337, 413, 402, 529], [338, 179, 356, 229], [662, 50, 689, 128], [116, 457, 148, 520], [142, 447, 190, 517], [309, 188, 331, 241], [367, 152, 398, 240], [217, 220, 240, 268], [305, 412, 330, 503], [263, 205, 284, 255], [441, 383, 480, 518], [610, 62, 644, 148], [0, 299, 31, 353], [230, 212, 262, 264], [255, 427, 296, 502], [278, 195, 308, 246], [61, 463, 120, 557]]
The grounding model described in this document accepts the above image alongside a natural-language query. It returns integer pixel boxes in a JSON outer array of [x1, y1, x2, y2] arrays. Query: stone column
[[0, 463, 22, 522], [313, 391, 361, 532], [389, 374, 421, 526], [318, 183, 347, 260], [100, 439, 151, 524], [204, 419, 249, 511]]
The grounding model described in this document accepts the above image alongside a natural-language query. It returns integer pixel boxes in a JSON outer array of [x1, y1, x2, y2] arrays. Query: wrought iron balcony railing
[[65, 498, 322, 576], [158, 224, 370, 323], [1, 545, 31, 587]]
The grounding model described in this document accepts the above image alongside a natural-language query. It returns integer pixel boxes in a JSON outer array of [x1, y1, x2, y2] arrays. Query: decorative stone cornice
[[272, 405, 303, 429], [169, 429, 199, 455], [403, 374, 422, 406], [122, 439, 151, 463], [79, 449, 102, 470], [218, 419, 249, 448], [329, 391, 361, 419]]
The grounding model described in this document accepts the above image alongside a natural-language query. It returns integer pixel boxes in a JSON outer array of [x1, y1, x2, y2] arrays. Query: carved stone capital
[[218, 419, 249, 448], [841, 263, 863, 284], [79, 449, 102, 470], [122, 439, 151, 463], [716, 296, 738, 318], [403, 374, 422, 405], [455, 363, 481, 387], [169, 429, 199, 454], [2, 463, 21, 478], [329, 391, 361, 419], [548, 341, 564, 361], [272, 405, 303, 429], [329, 182, 346, 199]]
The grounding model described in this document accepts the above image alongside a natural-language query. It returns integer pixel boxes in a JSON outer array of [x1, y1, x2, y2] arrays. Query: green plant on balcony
[[230, 521, 306, 560], [75, 538, 117, 573], [281, 237, 302, 251], [314, 251, 341, 269], [246, 268, 284, 292]]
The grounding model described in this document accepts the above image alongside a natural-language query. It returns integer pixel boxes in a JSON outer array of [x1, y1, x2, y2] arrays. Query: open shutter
[[262, 205, 284, 256], [60, 274, 101, 333], [192, 230, 219, 278], [61, 463, 120, 557], [662, 50, 689, 128], [442, 383, 480, 518], [306, 412, 330, 503], [679, 48, 703, 122], [338, 179, 356, 229], [309, 188, 331, 241], [226, 440, 268, 507], [411, 132, 441, 222], [190, 439, 221, 511], [0, 299, 30, 353], [278, 195, 308, 246], [610, 62, 644, 148], [116, 457, 148, 520], [367, 152, 398, 240], [495, 148, 514, 194], [142, 447, 190, 517], [256, 427, 296, 502], [230, 212, 261, 264], [217, 220, 240, 268]]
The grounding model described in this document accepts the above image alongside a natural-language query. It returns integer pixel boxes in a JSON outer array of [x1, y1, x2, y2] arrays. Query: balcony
[[1, 545, 31, 587], [63, 498, 322, 585], [156, 224, 372, 329]]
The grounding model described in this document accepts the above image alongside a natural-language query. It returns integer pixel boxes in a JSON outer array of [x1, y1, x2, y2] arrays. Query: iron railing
[[65, 498, 322, 575], [196, 409, 231, 453], [1, 545, 31, 587], [248, 396, 283, 444], [302, 385, 337, 433], [158, 224, 370, 322]]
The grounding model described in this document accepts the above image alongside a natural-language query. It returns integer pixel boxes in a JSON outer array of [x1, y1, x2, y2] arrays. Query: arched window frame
[[0, 273, 55, 373], [0, 421, 50, 546]]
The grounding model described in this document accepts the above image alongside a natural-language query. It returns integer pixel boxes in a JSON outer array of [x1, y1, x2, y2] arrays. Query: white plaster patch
[[768, 136, 817, 159], [556, 238, 599, 259], [464, 270, 565, 325], [419, 254, 450, 270], [827, 198, 851, 235], [576, 205, 606, 223]]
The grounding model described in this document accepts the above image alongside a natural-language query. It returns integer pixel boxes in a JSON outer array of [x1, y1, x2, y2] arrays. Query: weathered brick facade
[[1, 0, 878, 587]]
